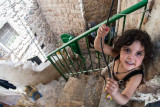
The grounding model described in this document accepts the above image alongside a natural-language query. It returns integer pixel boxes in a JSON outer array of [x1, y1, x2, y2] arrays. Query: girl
[[94, 24, 154, 105]]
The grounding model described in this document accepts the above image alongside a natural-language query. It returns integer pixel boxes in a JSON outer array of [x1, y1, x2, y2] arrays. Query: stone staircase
[[54, 73, 104, 107], [52, 73, 146, 107], [15, 71, 147, 107]]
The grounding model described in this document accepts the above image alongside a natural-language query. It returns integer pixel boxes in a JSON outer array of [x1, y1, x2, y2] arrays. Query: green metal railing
[[47, 0, 148, 81]]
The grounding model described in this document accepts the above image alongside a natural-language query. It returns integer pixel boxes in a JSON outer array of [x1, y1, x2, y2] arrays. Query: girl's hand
[[97, 24, 110, 38], [105, 78, 119, 97]]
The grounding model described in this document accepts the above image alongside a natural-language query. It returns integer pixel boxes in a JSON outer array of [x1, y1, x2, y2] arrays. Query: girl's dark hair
[[113, 29, 154, 66]]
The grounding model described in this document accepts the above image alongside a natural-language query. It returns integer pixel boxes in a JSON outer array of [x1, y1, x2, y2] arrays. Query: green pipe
[[85, 36, 94, 71], [55, 54, 69, 74], [70, 47, 82, 74], [51, 56, 65, 74], [122, 16, 126, 33], [139, 5, 147, 29], [59, 50, 72, 75], [47, 0, 148, 58], [64, 48, 77, 75], [48, 57, 68, 81]]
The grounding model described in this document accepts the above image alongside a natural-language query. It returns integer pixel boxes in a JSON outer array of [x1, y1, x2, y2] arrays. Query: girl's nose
[[127, 54, 134, 60]]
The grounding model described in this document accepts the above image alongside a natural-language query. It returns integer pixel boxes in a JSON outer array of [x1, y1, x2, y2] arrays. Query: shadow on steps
[[55, 73, 104, 107]]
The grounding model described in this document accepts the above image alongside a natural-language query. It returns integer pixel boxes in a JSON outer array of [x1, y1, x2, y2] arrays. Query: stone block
[[69, 0, 79, 4], [14, 4, 22, 12], [0, 0, 6, 6], [7, 8, 16, 18], [71, 10, 81, 14], [74, 5, 80, 10], [62, 0, 69, 4], [31, 2, 39, 10]]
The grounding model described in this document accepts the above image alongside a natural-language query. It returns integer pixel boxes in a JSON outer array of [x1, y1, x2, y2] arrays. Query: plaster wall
[[0, 0, 60, 94], [118, 0, 160, 80], [0, 0, 57, 63], [37, 0, 86, 41], [117, 0, 160, 104], [83, 0, 117, 26]]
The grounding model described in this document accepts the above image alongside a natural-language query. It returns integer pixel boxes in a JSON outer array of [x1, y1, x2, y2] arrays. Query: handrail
[[47, 0, 148, 81], [47, 0, 148, 57]]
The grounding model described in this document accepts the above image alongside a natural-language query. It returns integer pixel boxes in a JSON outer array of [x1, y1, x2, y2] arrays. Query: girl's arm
[[105, 74, 142, 105], [94, 24, 117, 58]]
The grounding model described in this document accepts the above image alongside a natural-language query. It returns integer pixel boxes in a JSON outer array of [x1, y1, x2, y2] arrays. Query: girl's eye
[[124, 48, 130, 53], [136, 52, 142, 56]]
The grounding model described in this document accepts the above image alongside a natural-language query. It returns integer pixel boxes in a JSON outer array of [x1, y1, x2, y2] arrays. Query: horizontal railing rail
[[47, 0, 148, 81]]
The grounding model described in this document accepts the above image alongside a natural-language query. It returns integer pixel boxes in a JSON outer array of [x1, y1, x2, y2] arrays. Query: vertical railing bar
[[51, 56, 65, 74], [77, 40, 87, 71], [55, 53, 70, 75], [46, 2, 148, 81], [122, 16, 126, 33], [59, 50, 73, 75], [70, 47, 83, 74], [97, 51, 101, 70], [76, 40, 87, 70], [85, 36, 94, 71], [64, 48, 77, 74], [75, 41, 84, 60], [139, 5, 147, 29], [48, 57, 68, 81]]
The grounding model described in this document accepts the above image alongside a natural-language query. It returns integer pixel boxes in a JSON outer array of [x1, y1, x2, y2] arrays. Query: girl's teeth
[[126, 61, 133, 65]]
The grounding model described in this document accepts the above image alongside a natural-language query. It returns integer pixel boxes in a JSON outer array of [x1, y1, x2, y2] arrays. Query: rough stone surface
[[36, 77, 66, 107], [1, 0, 160, 107], [37, 0, 86, 40], [117, 0, 160, 81], [83, 75, 104, 107], [54, 73, 104, 107], [83, 0, 118, 25], [117, 1, 160, 106], [0, 0, 57, 63], [55, 75, 89, 106]]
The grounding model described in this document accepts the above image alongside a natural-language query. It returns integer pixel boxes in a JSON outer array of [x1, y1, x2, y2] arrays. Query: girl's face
[[120, 41, 145, 71]]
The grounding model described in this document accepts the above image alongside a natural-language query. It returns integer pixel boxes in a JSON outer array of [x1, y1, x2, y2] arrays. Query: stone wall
[[144, 0, 160, 80], [117, 0, 160, 80], [0, 0, 118, 62], [37, 0, 117, 50], [117, 0, 144, 33], [117, 0, 160, 104], [37, 0, 86, 42], [0, 0, 56, 63], [83, 0, 118, 27]]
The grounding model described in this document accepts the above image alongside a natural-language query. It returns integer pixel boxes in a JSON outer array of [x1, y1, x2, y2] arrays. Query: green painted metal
[[48, 57, 68, 81], [47, 0, 148, 80], [139, 5, 147, 29], [85, 36, 94, 71], [122, 16, 126, 33], [55, 54, 69, 74], [63, 48, 77, 75], [59, 50, 72, 74], [47, 0, 148, 58], [51, 56, 64, 73], [70, 47, 83, 73], [61, 34, 82, 58]]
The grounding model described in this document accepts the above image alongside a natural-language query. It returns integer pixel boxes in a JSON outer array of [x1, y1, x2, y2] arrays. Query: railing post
[[122, 16, 126, 33], [47, 57, 68, 81], [47, 0, 148, 79], [139, 5, 147, 29]]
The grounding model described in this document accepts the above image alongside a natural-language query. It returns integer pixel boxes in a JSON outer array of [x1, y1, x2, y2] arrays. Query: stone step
[[83, 73, 104, 107], [54, 74, 89, 107], [55, 72, 104, 107]]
